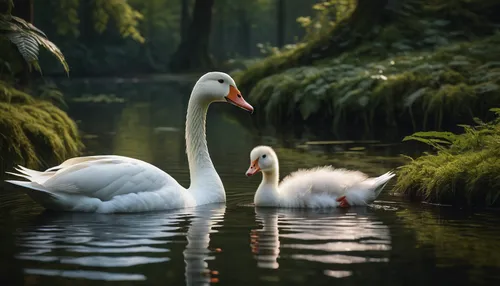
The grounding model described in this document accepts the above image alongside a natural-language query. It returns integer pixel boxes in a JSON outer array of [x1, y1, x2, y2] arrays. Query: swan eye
[[262, 154, 267, 159], [218, 79, 224, 83]]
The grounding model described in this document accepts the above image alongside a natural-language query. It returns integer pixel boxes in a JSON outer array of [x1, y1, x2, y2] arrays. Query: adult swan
[[5, 72, 254, 213]]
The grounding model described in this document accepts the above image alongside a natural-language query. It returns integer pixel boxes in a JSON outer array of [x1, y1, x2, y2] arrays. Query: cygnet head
[[192, 71, 253, 113], [246, 145, 279, 177]]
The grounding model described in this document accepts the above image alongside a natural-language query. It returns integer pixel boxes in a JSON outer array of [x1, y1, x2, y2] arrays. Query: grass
[[0, 80, 83, 173], [394, 108, 500, 208]]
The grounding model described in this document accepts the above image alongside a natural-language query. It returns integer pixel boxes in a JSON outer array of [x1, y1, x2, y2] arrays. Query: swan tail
[[6, 165, 55, 184], [344, 171, 395, 206], [5, 180, 60, 200], [372, 171, 396, 198], [5, 165, 66, 210]]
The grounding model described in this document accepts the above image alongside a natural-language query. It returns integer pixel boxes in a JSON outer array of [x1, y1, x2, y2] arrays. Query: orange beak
[[245, 159, 261, 177], [225, 85, 254, 113]]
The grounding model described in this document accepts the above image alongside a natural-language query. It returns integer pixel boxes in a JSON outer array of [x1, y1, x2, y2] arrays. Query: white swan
[[245, 146, 395, 208], [5, 72, 254, 213]]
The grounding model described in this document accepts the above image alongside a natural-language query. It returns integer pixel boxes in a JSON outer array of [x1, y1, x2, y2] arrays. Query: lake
[[0, 77, 499, 285]]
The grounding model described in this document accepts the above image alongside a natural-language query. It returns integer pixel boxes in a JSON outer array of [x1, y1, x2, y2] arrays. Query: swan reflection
[[250, 207, 391, 278], [14, 204, 225, 284]]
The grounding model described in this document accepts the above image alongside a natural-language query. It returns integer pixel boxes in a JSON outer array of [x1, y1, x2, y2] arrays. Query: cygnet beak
[[245, 159, 260, 177], [225, 85, 254, 113]]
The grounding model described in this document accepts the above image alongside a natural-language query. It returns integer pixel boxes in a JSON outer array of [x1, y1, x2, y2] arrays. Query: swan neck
[[254, 170, 280, 206], [262, 170, 279, 187], [185, 96, 218, 189]]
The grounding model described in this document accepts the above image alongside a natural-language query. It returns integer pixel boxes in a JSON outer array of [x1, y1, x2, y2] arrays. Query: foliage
[[234, 0, 500, 106], [240, 32, 500, 136], [0, 80, 83, 173], [50, 0, 144, 43], [0, 11, 69, 74], [35, 0, 181, 75], [394, 108, 500, 208], [297, 0, 356, 41]]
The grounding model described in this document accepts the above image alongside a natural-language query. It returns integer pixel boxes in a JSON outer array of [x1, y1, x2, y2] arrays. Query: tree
[[237, 0, 390, 93], [50, 0, 144, 43], [276, 0, 285, 48], [237, 7, 251, 57], [180, 0, 190, 41], [169, 0, 215, 72], [298, 0, 389, 64]]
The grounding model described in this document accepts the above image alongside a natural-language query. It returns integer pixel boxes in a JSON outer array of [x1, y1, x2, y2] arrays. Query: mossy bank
[[394, 108, 500, 208], [0, 81, 83, 173], [234, 0, 500, 139]]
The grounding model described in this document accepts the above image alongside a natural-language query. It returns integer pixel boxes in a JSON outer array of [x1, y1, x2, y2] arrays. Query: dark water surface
[[1, 79, 499, 285]]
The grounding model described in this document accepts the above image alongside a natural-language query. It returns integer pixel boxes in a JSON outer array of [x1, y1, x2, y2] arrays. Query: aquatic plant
[[0, 80, 83, 173], [394, 108, 500, 208]]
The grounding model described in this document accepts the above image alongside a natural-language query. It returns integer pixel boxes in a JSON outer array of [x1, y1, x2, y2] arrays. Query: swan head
[[192, 72, 253, 113], [246, 145, 278, 176]]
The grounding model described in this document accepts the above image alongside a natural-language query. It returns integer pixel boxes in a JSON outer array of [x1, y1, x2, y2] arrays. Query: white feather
[[247, 146, 395, 208], [5, 72, 252, 213]]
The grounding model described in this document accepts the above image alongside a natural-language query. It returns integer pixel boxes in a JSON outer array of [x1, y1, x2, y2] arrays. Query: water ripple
[[24, 268, 146, 281], [250, 207, 391, 277], [12, 204, 226, 283]]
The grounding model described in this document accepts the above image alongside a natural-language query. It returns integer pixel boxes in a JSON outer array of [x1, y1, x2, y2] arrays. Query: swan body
[[245, 146, 395, 208], [5, 72, 254, 213]]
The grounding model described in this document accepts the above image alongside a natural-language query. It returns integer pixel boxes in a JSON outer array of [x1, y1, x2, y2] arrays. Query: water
[[1, 78, 499, 285]]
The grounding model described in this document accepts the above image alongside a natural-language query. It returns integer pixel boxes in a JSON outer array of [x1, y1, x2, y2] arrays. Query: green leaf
[[0, 15, 69, 75]]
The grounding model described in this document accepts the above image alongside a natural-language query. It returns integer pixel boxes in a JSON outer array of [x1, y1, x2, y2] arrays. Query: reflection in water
[[251, 207, 391, 278], [113, 102, 155, 162], [251, 208, 280, 269], [13, 204, 225, 283], [397, 207, 500, 282], [2, 79, 500, 285], [184, 205, 225, 286]]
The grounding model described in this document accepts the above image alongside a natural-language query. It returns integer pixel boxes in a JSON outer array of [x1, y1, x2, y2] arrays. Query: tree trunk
[[276, 0, 285, 48], [12, 0, 33, 88], [238, 8, 251, 57], [297, 0, 389, 65], [180, 0, 190, 42], [238, 0, 389, 94], [169, 0, 215, 73]]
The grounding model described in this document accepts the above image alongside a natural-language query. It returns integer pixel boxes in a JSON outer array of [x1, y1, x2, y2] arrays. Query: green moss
[[394, 108, 500, 208], [0, 81, 83, 173]]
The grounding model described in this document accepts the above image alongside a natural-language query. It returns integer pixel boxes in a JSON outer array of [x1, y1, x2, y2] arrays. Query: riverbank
[[235, 32, 500, 139], [394, 108, 500, 208], [0, 81, 83, 173], [233, 1, 500, 139]]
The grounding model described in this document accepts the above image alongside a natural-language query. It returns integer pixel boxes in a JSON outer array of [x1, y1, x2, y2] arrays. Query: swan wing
[[44, 155, 126, 172], [9, 156, 184, 201]]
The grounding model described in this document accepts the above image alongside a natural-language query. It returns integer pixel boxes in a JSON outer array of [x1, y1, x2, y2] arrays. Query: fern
[[0, 14, 69, 75], [402, 130, 458, 150]]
